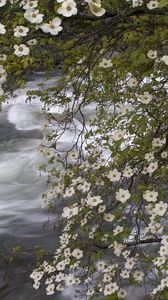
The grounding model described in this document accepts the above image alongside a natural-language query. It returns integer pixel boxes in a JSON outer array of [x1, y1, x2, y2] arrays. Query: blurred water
[[0, 75, 149, 300], [0, 86, 76, 299]]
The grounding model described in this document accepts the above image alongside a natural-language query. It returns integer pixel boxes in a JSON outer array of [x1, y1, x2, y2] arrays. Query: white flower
[[0, 86, 4, 96], [0, 0, 7, 7], [120, 269, 130, 279], [144, 152, 154, 162], [123, 166, 134, 178], [77, 181, 91, 193], [96, 260, 106, 271], [88, 0, 106, 17], [159, 245, 168, 257], [127, 77, 138, 87], [0, 73, 6, 84], [56, 284, 64, 291], [161, 55, 168, 65], [33, 281, 40, 289], [0, 54, 7, 61], [27, 38, 37, 45], [104, 282, 119, 296], [86, 289, 95, 296], [99, 58, 112, 68], [0, 23, 6, 34], [112, 129, 126, 141], [55, 272, 65, 282], [65, 274, 76, 285], [153, 201, 167, 216], [97, 205, 106, 213], [147, 161, 158, 174], [14, 26, 29, 37], [132, 0, 143, 7], [46, 284, 55, 295], [153, 256, 166, 267], [0, 65, 6, 74], [161, 151, 168, 158], [56, 260, 67, 271], [103, 213, 115, 222], [117, 288, 127, 299], [161, 236, 168, 246], [147, 50, 157, 59], [138, 91, 152, 104], [147, 0, 159, 9], [86, 194, 103, 206], [106, 168, 121, 182], [119, 104, 134, 115], [57, 0, 77, 17], [113, 225, 123, 235], [72, 248, 83, 259], [116, 188, 130, 203], [23, 0, 38, 10], [64, 186, 75, 197], [14, 44, 30, 57], [62, 206, 78, 219], [133, 271, 144, 283], [41, 17, 62, 35], [152, 137, 165, 148], [143, 190, 158, 202], [24, 9, 44, 24], [125, 257, 136, 270]]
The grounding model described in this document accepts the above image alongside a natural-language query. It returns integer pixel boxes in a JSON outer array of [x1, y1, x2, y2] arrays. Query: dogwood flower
[[147, 0, 159, 9], [161, 151, 168, 158], [0, 0, 7, 7], [46, 284, 55, 295], [103, 213, 115, 222], [41, 17, 62, 35], [88, 0, 106, 16], [24, 9, 44, 24], [62, 206, 78, 219], [153, 201, 167, 216], [104, 282, 119, 295], [23, 0, 38, 10], [0, 23, 6, 34], [0, 73, 6, 84], [144, 152, 154, 161], [0, 86, 4, 96], [14, 44, 30, 57], [117, 288, 127, 299], [112, 129, 126, 141], [57, 0, 77, 17], [113, 225, 123, 235], [132, 0, 143, 7], [138, 91, 152, 104], [116, 188, 130, 203], [86, 194, 103, 206], [0, 54, 7, 61], [27, 38, 37, 45], [72, 248, 83, 259], [143, 190, 158, 202], [133, 271, 144, 282], [146, 161, 158, 174], [106, 168, 121, 182], [152, 137, 165, 148], [14, 26, 29, 37], [147, 50, 157, 59], [161, 55, 168, 65], [99, 58, 112, 68], [127, 77, 138, 87], [123, 166, 134, 178]]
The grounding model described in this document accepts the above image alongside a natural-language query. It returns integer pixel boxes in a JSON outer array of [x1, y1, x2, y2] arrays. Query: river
[[0, 74, 148, 300]]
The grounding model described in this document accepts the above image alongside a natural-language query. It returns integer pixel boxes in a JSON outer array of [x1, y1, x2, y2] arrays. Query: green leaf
[[159, 0, 168, 7]]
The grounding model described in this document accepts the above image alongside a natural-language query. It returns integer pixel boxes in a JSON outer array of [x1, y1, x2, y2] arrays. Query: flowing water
[[0, 75, 148, 300]]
